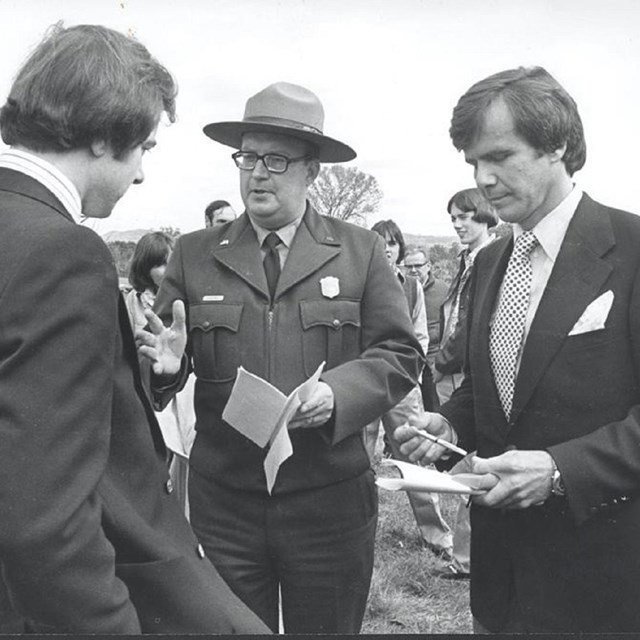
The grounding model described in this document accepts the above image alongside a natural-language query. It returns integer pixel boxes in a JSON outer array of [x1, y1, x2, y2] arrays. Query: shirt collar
[[250, 211, 305, 248], [0, 148, 83, 222], [460, 234, 494, 263], [514, 186, 583, 262]]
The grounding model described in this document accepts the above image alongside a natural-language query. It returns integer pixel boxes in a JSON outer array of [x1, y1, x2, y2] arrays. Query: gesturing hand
[[135, 300, 187, 375]]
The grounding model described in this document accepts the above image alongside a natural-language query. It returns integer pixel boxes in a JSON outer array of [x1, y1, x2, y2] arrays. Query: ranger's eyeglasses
[[232, 151, 310, 174]]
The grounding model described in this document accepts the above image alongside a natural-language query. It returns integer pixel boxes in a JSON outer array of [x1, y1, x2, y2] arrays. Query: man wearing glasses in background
[[139, 82, 423, 634], [404, 245, 448, 409]]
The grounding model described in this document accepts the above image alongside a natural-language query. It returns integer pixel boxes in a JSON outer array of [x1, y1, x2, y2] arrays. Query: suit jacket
[[440, 194, 640, 632], [435, 255, 472, 375], [153, 205, 424, 494], [0, 169, 268, 634]]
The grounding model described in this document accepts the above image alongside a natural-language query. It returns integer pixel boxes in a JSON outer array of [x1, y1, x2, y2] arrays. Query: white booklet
[[376, 459, 491, 495], [222, 362, 325, 493]]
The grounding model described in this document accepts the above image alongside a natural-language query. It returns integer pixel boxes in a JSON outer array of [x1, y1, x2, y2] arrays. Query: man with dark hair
[[436, 188, 498, 404], [396, 65, 640, 633], [0, 23, 268, 634], [204, 199, 236, 227], [139, 81, 423, 633]]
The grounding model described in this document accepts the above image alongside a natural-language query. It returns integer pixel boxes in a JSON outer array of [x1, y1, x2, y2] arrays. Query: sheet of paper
[[222, 362, 325, 493], [376, 459, 487, 495], [221, 366, 286, 447], [264, 423, 293, 494], [263, 362, 325, 493]]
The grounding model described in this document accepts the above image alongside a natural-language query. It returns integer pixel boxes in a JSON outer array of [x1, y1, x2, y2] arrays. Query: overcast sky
[[1, 0, 639, 237]]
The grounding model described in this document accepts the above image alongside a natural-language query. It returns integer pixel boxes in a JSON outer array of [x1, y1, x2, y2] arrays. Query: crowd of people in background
[[1, 18, 640, 638]]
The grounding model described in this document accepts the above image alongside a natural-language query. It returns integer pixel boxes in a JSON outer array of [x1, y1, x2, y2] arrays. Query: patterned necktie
[[490, 231, 538, 419], [443, 251, 471, 344], [263, 232, 281, 300]]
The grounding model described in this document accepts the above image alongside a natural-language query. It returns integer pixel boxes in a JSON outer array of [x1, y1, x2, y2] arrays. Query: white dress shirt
[[496, 186, 583, 376]]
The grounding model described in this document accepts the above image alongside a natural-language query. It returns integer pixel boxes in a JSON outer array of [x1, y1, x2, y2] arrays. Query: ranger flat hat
[[203, 82, 356, 163]]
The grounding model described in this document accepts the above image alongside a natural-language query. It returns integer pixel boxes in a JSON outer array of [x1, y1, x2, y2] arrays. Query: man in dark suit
[[139, 82, 424, 633], [434, 189, 497, 406], [0, 23, 268, 634], [395, 66, 640, 633]]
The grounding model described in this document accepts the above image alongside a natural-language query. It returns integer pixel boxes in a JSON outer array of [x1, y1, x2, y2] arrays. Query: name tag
[[202, 295, 224, 302]]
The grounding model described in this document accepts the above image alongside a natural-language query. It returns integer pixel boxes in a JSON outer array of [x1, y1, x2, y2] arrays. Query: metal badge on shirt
[[320, 276, 340, 299]]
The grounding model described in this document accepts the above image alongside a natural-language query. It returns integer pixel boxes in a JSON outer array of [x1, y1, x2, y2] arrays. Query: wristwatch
[[550, 459, 566, 497]]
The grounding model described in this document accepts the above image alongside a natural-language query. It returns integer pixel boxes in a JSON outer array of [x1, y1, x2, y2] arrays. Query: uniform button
[[332, 319, 340, 328], [203, 320, 211, 328], [197, 544, 206, 559], [165, 478, 173, 494]]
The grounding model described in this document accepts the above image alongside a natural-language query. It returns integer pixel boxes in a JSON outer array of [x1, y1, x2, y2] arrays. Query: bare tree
[[308, 165, 383, 226]]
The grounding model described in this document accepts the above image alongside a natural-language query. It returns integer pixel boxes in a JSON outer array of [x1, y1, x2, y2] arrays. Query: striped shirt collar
[[0, 148, 83, 222]]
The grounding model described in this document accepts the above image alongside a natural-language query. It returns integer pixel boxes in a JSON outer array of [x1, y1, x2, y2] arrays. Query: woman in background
[[125, 231, 195, 517], [365, 219, 453, 557], [126, 231, 174, 332]]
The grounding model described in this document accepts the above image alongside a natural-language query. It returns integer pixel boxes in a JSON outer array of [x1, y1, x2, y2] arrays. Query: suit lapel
[[212, 206, 341, 301], [510, 195, 615, 422], [276, 207, 341, 298], [211, 215, 270, 298]]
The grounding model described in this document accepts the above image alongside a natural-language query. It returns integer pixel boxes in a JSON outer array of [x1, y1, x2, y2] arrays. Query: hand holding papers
[[222, 362, 325, 493], [376, 459, 497, 495]]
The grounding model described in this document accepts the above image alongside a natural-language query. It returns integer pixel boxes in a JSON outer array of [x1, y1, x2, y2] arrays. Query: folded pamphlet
[[222, 362, 325, 493]]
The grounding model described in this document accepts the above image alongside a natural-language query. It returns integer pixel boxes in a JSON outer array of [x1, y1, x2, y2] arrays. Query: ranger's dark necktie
[[263, 232, 281, 301]]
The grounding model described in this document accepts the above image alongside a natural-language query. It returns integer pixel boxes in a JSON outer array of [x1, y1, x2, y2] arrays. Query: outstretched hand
[[135, 299, 187, 375]]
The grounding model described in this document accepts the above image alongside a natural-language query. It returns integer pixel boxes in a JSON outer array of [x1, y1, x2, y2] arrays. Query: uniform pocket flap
[[189, 303, 243, 333], [300, 299, 361, 330]]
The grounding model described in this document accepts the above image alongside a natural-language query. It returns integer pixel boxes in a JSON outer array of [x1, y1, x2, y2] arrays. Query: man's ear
[[306, 159, 320, 185], [89, 140, 109, 158], [549, 142, 568, 164]]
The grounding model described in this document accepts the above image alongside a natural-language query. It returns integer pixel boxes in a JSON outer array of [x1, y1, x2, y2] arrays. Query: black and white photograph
[[0, 0, 639, 634]]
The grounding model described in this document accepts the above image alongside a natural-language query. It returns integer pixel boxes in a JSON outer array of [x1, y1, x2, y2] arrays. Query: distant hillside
[[102, 229, 152, 244], [101, 228, 459, 248], [405, 233, 459, 248]]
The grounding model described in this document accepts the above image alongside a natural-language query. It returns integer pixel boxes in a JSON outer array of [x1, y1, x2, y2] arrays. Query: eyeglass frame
[[231, 150, 311, 174], [404, 261, 429, 272]]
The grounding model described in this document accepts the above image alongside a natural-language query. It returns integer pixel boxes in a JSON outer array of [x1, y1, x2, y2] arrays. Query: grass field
[[361, 456, 472, 634]]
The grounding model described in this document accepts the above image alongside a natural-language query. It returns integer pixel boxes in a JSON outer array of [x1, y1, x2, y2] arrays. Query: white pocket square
[[568, 290, 614, 336]]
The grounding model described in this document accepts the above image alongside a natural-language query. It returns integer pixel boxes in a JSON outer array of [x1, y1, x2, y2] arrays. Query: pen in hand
[[412, 428, 468, 457]]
